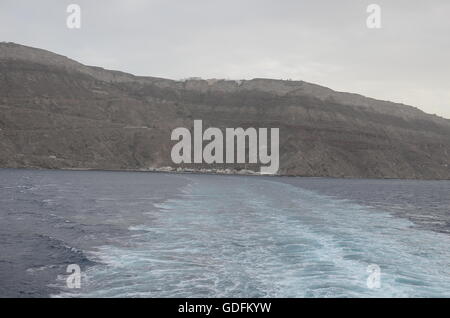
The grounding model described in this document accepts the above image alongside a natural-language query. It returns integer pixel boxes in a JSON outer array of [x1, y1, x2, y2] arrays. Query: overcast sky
[[1, 0, 449, 118]]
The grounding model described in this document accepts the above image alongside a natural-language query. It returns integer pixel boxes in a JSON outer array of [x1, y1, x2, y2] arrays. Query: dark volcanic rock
[[0, 42, 449, 179]]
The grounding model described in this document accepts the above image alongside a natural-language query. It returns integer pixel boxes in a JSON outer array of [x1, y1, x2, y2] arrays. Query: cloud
[[1, 0, 449, 118]]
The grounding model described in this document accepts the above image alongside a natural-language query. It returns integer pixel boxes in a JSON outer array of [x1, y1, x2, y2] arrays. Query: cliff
[[1, 42, 449, 179]]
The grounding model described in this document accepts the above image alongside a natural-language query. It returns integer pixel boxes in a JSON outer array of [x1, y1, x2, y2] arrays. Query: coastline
[[1, 166, 449, 181]]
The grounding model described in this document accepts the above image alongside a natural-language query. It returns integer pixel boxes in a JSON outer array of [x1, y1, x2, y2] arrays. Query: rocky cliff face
[[1, 42, 449, 179]]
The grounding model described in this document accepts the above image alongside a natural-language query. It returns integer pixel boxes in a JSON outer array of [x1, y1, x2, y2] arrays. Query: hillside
[[1, 42, 449, 179]]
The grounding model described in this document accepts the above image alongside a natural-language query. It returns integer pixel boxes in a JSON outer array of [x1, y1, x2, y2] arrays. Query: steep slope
[[0, 42, 449, 179]]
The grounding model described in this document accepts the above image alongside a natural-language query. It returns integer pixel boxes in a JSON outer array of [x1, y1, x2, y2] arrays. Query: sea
[[0, 168, 449, 297]]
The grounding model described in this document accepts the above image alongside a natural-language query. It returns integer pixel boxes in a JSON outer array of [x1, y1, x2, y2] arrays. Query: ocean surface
[[0, 169, 449, 297]]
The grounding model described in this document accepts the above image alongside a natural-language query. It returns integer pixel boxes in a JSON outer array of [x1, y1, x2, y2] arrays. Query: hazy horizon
[[1, 0, 449, 118]]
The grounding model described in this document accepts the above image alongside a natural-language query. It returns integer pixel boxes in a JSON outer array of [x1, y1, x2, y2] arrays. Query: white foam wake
[[62, 176, 450, 298]]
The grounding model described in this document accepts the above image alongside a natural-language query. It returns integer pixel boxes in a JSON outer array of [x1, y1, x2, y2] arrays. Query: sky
[[1, 0, 449, 118]]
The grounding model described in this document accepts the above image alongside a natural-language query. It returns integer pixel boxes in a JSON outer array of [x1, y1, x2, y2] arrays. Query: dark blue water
[[0, 169, 449, 297]]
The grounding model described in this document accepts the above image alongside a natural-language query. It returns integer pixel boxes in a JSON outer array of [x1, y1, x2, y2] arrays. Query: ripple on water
[[55, 176, 450, 298]]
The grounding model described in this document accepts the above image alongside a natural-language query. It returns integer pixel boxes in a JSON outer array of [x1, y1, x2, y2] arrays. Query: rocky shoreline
[[4, 166, 450, 181]]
